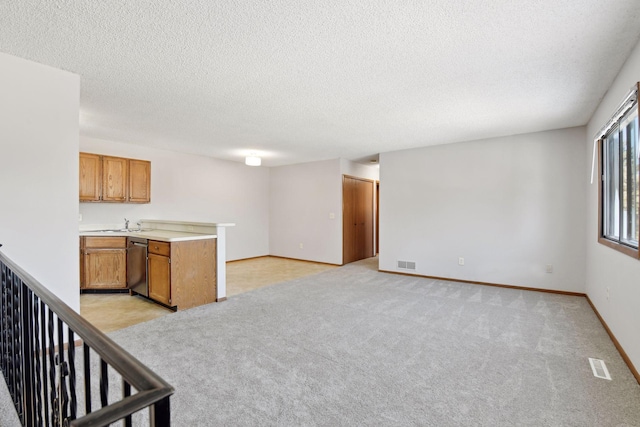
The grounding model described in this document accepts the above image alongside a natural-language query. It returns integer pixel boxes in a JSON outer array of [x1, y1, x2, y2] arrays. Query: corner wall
[[585, 37, 640, 375], [380, 127, 586, 292], [0, 53, 80, 312], [269, 158, 379, 265], [79, 137, 270, 261], [269, 159, 343, 264]]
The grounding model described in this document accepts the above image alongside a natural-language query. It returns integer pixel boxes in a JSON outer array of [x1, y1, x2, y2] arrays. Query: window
[[599, 83, 640, 257]]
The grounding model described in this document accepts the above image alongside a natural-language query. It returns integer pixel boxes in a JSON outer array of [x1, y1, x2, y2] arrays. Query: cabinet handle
[[154, 246, 159, 250]]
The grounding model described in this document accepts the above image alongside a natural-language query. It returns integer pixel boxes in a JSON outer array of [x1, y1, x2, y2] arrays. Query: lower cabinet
[[148, 241, 171, 306], [80, 237, 127, 290], [147, 239, 217, 310], [79, 236, 217, 310]]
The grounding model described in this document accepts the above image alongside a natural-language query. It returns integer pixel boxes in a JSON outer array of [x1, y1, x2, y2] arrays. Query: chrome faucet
[[124, 218, 130, 230], [136, 221, 142, 231]]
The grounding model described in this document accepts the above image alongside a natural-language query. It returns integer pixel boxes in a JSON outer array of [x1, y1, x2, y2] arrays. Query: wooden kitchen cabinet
[[128, 159, 151, 203], [102, 156, 128, 202], [147, 239, 216, 310], [81, 237, 127, 290], [79, 152, 150, 203], [79, 153, 102, 202], [148, 241, 172, 306]]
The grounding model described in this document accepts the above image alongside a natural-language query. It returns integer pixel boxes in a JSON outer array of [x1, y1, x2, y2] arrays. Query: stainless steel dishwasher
[[127, 237, 148, 296]]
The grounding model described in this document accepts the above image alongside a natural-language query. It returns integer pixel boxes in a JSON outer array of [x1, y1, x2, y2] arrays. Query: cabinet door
[[129, 159, 151, 203], [148, 253, 171, 305], [80, 238, 85, 289], [79, 153, 102, 202], [102, 156, 128, 202], [83, 249, 127, 289]]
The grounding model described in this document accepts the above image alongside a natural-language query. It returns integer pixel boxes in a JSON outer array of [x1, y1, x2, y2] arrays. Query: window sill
[[598, 237, 640, 259]]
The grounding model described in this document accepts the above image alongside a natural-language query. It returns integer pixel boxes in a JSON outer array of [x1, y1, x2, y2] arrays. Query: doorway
[[343, 175, 374, 264]]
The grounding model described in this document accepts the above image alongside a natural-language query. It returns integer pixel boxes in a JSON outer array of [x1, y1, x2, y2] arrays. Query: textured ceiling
[[2, 1, 640, 166]]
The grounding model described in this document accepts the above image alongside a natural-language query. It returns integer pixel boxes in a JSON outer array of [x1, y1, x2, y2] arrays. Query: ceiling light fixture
[[245, 154, 261, 166]]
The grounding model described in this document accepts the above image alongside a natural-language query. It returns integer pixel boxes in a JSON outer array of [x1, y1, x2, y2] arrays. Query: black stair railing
[[0, 247, 174, 426]]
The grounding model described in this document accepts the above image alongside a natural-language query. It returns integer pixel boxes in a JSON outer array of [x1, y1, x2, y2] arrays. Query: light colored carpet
[[104, 257, 640, 426], [2, 258, 639, 425]]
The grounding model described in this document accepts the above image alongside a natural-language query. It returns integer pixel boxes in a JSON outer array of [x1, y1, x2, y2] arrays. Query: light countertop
[[79, 219, 232, 242], [79, 229, 216, 242]]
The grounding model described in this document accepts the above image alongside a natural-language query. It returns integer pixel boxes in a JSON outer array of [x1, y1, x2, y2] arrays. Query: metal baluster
[[123, 380, 132, 427], [21, 284, 34, 427], [33, 296, 43, 427], [57, 318, 69, 422], [0, 263, 7, 379], [47, 309, 58, 426], [6, 269, 15, 398], [151, 396, 171, 427], [100, 359, 108, 408], [40, 302, 50, 427], [83, 343, 92, 416], [68, 329, 77, 420], [12, 274, 22, 420]]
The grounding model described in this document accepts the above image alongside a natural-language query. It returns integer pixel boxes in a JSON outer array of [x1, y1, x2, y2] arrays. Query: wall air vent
[[397, 260, 415, 270], [589, 358, 612, 380]]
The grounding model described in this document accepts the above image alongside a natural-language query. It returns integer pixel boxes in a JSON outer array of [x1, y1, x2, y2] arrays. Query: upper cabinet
[[128, 159, 151, 203], [102, 156, 129, 202], [80, 152, 151, 203], [79, 153, 102, 201]]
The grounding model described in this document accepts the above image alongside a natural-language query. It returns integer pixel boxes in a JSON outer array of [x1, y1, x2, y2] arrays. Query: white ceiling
[[2, 1, 640, 167]]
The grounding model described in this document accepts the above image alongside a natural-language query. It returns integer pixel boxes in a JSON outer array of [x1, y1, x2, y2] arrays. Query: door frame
[[342, 174, 375, 265]]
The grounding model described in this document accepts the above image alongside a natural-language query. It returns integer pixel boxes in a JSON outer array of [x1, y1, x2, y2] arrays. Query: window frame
[[597, 82, 640, 258]]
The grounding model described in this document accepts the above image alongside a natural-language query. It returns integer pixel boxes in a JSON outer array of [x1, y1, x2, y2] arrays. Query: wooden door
[[343, 176, 374, 264], [79, 152, 101, 201], [102, 156, 128, 202], [129, 159, 151, 203], [343, 177, 357, 264], [148, 253, 171, 305]]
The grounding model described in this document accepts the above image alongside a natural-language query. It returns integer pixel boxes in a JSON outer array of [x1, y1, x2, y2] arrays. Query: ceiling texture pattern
[[2, 1, 640, 166]]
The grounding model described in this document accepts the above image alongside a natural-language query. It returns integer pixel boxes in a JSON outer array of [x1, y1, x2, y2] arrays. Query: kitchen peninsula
[[79, 219, 234, 310]]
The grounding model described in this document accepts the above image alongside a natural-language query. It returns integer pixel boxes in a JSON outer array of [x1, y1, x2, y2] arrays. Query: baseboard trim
[[227, 255, 341, 267], [216, 297, 227, 302], [226, 255, 270, 263], [585, 295, 640, 385], [378, 270, 586, 297], [264, 255, 341, 267]]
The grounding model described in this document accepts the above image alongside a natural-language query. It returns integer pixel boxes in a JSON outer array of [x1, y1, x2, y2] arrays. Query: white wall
[[269, 158, 379, 265], [79, 137, 269, 261], [585, 38, 640, 373], [340, 158, 380, 181], [0, 53, 80, 312], [269, 159, 343, 264], [380, 127, 586, 292]]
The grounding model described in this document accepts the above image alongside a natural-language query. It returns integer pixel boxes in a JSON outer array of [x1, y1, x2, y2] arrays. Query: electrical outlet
[[546, 264, 553, 273], [299, 243, 304, 249], [458, 257, 464, 266], [329, 212, 335, 219]]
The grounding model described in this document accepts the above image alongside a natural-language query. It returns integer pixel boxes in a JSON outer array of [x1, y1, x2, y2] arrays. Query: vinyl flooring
[[80, 256, 338, 333]]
